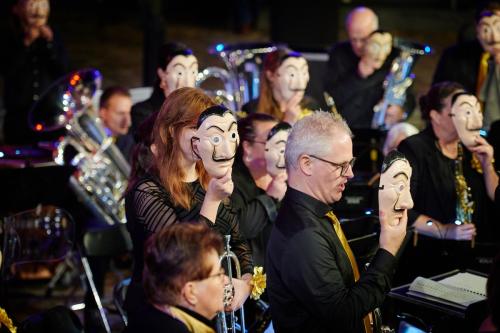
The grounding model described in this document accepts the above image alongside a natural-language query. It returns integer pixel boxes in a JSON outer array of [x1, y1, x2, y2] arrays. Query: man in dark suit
[[266, 111, 408, 333], [433, 1, 500, 129]]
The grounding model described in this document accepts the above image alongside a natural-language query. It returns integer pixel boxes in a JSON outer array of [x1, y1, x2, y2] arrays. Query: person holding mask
[[397, 81, 498, 281], [433, 1, 500, 129], [241, 48, 319, 125], [323, 7, 410, 129], [130, 42, 198, 137], [1, 0, 68, 144], [124, 87, 253, 322], [231, 113, 287, 267], [125, 222, 225, 333]]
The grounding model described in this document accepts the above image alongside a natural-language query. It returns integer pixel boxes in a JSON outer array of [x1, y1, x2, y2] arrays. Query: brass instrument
[[372, 39, 432, 129], [196, 42, 278, 110], [217, 235, 246, 333], [29, 69, 130, 225]]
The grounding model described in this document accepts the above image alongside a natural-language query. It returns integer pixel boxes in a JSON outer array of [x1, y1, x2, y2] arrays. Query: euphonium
[[196, 43, 278, 111], [29, 69, 129, 226], [217, 235, 246, 333], [372, 39, 431, 129]]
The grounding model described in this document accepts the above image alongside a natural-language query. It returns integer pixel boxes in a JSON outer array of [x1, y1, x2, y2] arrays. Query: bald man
[[324, 6, 411, 129]]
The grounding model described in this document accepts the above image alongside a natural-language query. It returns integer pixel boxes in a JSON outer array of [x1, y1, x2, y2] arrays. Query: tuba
[[196, 42, 278, 111], [29, 69, 130, 226], [371, 39, 432, 129], [217, 235, 246, 333]]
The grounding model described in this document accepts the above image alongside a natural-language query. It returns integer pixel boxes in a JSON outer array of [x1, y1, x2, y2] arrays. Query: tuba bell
[[29, 69, 130, 225], [196, 42, 278, 111]]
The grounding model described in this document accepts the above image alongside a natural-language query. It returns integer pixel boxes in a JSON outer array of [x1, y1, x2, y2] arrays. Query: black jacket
[[231, 159, 279, 267], [130, 86, 164, 139], [433, 39, 484, 93], [324, 41, 400, 129], [266, 187, 396, 333]]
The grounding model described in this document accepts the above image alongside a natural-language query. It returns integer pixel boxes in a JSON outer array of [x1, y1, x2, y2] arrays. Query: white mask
[[271, 56, 309, 102], [192, 108, 239, 178], [450, 94, 483, 148], [157, 55, 198, 97]]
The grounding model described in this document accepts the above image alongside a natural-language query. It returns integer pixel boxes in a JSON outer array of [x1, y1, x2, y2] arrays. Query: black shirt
[[130, 87, 164, 139], [266, 187, 396, 333], [323, 41, 400, 129], [231, 159, 279, 267]]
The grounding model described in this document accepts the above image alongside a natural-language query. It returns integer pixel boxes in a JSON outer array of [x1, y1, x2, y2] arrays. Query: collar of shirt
[[285, 187, 332, 218]]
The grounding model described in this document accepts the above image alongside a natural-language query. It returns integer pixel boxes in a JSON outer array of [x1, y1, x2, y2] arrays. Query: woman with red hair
[[124, 87, 253, 321]]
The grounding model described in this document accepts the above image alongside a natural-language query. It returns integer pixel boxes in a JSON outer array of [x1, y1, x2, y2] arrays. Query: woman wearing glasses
[[396, 81, 498, 282], [125, 223, 225, 333], [124, 87, 253, 323]]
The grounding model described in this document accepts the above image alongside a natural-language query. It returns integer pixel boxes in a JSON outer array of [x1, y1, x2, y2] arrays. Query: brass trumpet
[[217, 235, 246, 333]]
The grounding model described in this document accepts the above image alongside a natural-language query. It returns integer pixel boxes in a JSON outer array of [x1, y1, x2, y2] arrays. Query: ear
[[181, 282, 198, 306], [150, 144, 158, 157], [429, 109, 440, 124], [157, 67, 166, 80], [265, 70, 275, 83], [298, 155, 313, 176]]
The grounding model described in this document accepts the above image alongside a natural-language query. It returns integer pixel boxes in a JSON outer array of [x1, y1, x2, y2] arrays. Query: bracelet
[[250, 266, 266, 300]]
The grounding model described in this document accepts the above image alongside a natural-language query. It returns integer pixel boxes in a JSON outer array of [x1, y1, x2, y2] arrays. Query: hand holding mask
[[450, 93, 483, 149], [192, 105, 239, 179], [359, 31, 392, 77], [378, 150, 414, 226]]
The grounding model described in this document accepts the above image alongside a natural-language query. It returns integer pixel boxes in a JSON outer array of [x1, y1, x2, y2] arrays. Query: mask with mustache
[[158, 54, 198, 98], [450, 93, 483, 148], [264, 122, 291, 177], [271, 56, 310, 103], [378, 150, 414, 226], [192, 105, 239, 178], [477, 12, 500, 57]]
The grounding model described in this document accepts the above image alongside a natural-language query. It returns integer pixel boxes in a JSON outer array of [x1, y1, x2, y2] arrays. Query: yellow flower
[[250, 266, 266, 300], [0, 307, 16, 333]]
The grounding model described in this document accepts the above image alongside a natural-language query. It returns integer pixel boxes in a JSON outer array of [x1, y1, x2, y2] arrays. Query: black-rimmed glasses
[[309, 155, 356, 176], [195, 268, 225, 283]]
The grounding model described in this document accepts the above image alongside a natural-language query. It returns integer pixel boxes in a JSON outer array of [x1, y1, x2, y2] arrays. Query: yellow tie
[[476, 52, 491, 97], [325, 211, 372, 333]]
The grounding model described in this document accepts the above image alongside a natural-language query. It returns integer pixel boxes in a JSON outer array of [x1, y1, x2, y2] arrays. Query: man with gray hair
[[266, 111, 408, 332]]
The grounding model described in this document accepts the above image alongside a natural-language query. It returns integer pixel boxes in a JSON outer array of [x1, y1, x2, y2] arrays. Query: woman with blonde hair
[[124, 87, 253, 321]]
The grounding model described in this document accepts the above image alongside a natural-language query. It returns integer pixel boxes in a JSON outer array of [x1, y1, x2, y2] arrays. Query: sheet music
[[438, 272, 487, 297], [408, 276, 486, 307]]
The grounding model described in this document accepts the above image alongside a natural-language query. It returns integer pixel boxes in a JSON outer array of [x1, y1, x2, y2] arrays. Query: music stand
[[388, 269, 489, 332]]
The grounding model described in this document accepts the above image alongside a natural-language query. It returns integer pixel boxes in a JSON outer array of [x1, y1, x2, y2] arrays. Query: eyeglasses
[[309, 155, 356, 176], [247, 140, 266, 145], [195, 268, 225, 283]]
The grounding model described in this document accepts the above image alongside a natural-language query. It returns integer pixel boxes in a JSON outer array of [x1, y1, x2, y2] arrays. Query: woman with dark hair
[[241, 48, 319, 125], [231, 113, 286, 267], [124, 87, 253, 320], [125, 222, 225, 333], [130, 42, 198, 137], [396, 81, 498, 281]]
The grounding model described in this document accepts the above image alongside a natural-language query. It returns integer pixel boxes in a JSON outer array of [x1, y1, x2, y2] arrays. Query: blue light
[[364, 209, 373, 216], [215, 43, 224, 52], [0, 152, 4, 158], [424, 45, 431, 54], [480, 129, 487, 137], [15, 149, 21, 155], [454, 220, 463, 225]]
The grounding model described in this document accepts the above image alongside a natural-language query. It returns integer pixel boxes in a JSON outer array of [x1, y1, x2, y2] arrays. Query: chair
[[1, 205, 116, 333], [113, 277, 131, 326]]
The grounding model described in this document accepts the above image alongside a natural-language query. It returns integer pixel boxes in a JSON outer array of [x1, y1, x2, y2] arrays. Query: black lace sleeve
[[131, 179, 178, 233]]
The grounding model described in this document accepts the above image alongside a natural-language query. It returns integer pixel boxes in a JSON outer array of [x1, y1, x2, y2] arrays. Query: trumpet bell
[[28, 69, 102, 132]]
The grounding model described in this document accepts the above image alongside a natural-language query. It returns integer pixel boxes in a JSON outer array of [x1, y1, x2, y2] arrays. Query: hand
[[384, 104, 405, 127], [266, 172, 287, 201], [206, 168, 233, 202], [358, 56, 377, 78], [379, 209, 408, 256], [443, 223, 476, 241], [39, 25, 53, 41], [280, 91, 303, 125], [226, 275, 251, 311], [468, 136, 494, 168]]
